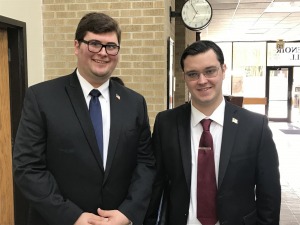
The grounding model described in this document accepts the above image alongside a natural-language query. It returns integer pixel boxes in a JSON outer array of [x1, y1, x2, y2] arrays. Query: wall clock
[[181, 0, 213, 31]]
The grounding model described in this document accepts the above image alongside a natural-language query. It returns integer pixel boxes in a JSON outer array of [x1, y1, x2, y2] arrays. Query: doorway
[[266, 66, 293, 122], [0, 15, 28, 225]]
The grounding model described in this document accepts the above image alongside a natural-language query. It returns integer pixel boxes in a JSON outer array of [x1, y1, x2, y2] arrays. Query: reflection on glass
[[217, 42, 232, 96], [232, 76, 243, 96], [232, 42, 266, 98], [268, 69, 288, 118], [292, 67, 300, 122]]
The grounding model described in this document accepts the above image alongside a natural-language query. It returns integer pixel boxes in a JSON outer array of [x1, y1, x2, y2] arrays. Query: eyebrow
[[186, 66, 218, 72], [87, 40, 118, 45], [204, 66, 218, 69]]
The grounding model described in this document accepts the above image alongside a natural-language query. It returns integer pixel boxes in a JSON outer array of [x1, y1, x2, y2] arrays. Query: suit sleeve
[[144, 113, 168, 225], [256, 116, 281, 224], [13, 87, 83, 225], [118, 96, 156, 225]]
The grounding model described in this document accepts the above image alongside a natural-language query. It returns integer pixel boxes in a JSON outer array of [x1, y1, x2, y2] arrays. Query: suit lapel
[[103, 82, 122, 183], [177, 103, 192, 191], [65, 72, 104, 171], [218, 102, 239, 188]]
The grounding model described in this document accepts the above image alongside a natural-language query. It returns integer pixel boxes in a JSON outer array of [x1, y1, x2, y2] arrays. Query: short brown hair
[[75, 12, 121, 44]]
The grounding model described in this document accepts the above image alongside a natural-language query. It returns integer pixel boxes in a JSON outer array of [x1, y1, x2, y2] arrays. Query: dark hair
[[111, 76, 125, 86], [180, 40, 224, 71], [75, 12, 121, 44]]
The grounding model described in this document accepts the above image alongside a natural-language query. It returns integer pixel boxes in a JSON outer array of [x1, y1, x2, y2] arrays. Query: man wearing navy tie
[[144, 40, 281, 225], [13, 12, 155, 225]]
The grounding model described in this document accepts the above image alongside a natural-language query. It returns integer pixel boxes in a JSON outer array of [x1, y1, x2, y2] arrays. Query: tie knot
[[201, 119, 211, 131], [90, 89, 101, 98]]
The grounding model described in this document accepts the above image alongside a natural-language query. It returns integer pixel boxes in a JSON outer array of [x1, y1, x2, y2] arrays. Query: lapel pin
[[232, 118, 238, 124], [116, 94, 120, 100]]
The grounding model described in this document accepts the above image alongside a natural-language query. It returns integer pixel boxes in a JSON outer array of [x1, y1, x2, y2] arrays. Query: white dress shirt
[[187, 99, 225, 225], [77, 70, 111, 169]]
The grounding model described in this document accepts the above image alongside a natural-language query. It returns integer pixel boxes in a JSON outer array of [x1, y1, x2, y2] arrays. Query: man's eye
[[204, 69, 214, 75], [89, 41, 102, 47], [187, 73, 199, 77], [106, 45, 118, 50]]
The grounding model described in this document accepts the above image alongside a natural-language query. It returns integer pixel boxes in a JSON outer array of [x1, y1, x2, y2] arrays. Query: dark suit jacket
[[13, 71, 156, 225], [144, 102, 281, 225]]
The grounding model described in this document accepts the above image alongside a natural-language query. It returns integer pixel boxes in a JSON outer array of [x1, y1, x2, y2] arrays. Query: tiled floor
[[269, 122, 300, 225]]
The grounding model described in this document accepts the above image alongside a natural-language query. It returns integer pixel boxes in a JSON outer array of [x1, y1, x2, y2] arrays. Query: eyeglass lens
[[185, 67, 220, 80], [82, 40, 119, 55]]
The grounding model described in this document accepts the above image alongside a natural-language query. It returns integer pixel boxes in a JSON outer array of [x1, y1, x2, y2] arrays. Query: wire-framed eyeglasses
[[184, 66, 221, 81], [79, 39, 120, 56]]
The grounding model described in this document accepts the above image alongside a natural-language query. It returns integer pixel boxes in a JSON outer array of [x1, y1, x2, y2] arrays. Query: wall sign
[[267, 42, 300, 66]]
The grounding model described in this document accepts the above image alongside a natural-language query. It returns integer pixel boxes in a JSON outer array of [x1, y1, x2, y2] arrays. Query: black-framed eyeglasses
[[184, 66, 221, 81], [79, 39, 120, 56]]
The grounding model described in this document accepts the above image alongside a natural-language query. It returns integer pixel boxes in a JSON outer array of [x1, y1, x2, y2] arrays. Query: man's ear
[[74, 40, 80, 55], [222, 64, 227, 80]]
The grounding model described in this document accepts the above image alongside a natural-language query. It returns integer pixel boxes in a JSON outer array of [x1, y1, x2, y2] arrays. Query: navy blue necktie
[[89, 89, 103, 159]]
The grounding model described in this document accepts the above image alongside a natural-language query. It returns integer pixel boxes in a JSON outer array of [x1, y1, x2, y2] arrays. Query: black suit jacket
[[144, 102, 281, 225], [13, 71, 155, 225]]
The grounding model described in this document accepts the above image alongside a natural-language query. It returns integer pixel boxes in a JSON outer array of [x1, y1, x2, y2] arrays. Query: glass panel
[[232, 42, 267, 115], [292, 67, 300, 122], [217, 42, 232, 96], [268, 68, 288, 118], [232, 42, 266, 97]]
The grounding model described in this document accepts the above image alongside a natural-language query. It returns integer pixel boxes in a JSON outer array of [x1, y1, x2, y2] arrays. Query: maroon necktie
[[197, 119, 218, 225]]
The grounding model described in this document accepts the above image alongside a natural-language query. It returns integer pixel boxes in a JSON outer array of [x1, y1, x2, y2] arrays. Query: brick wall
[[42, 0, 175, 127]]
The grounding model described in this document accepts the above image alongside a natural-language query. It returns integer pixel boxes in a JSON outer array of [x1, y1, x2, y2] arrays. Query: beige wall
[[0, 0, 44, 86]]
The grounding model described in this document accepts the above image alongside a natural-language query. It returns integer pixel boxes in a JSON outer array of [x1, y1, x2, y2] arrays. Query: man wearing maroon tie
[[144, 40, 281, 225]]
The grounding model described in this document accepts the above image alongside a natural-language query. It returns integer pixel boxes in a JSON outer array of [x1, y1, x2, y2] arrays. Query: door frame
[[0, 15, 28, 225], [266, 66, 293, 122]]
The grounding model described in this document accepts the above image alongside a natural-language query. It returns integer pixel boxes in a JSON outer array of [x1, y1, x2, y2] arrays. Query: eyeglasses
[[79, 39, 120, 56], [184, 66, 221, 81]]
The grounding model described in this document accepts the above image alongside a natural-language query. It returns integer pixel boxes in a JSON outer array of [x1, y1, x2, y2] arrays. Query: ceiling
[[197, 0, 300, 42]]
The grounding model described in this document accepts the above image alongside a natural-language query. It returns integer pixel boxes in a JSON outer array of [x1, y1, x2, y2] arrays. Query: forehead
[[184, 49, 219, 69], [84, 31, 118, 43]]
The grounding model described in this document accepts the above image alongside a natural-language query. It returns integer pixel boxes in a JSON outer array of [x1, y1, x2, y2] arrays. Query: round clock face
[[181, 0, 213, 31]]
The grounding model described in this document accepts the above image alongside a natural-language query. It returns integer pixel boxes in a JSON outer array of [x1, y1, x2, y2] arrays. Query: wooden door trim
[[0, 27, 14, 225]]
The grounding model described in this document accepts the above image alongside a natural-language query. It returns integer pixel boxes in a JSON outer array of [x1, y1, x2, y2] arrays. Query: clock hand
[[191, 0, 198, 14], [192, 14, 197, 21]]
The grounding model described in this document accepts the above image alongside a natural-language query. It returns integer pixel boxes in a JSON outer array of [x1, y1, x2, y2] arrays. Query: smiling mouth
[[93, 59, 107, 64], [199, 87, 211, 91]]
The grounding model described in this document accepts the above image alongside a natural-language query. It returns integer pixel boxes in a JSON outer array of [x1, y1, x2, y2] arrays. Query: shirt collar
[[76, 69, 110, 101], [191, 98, 225, 127]]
